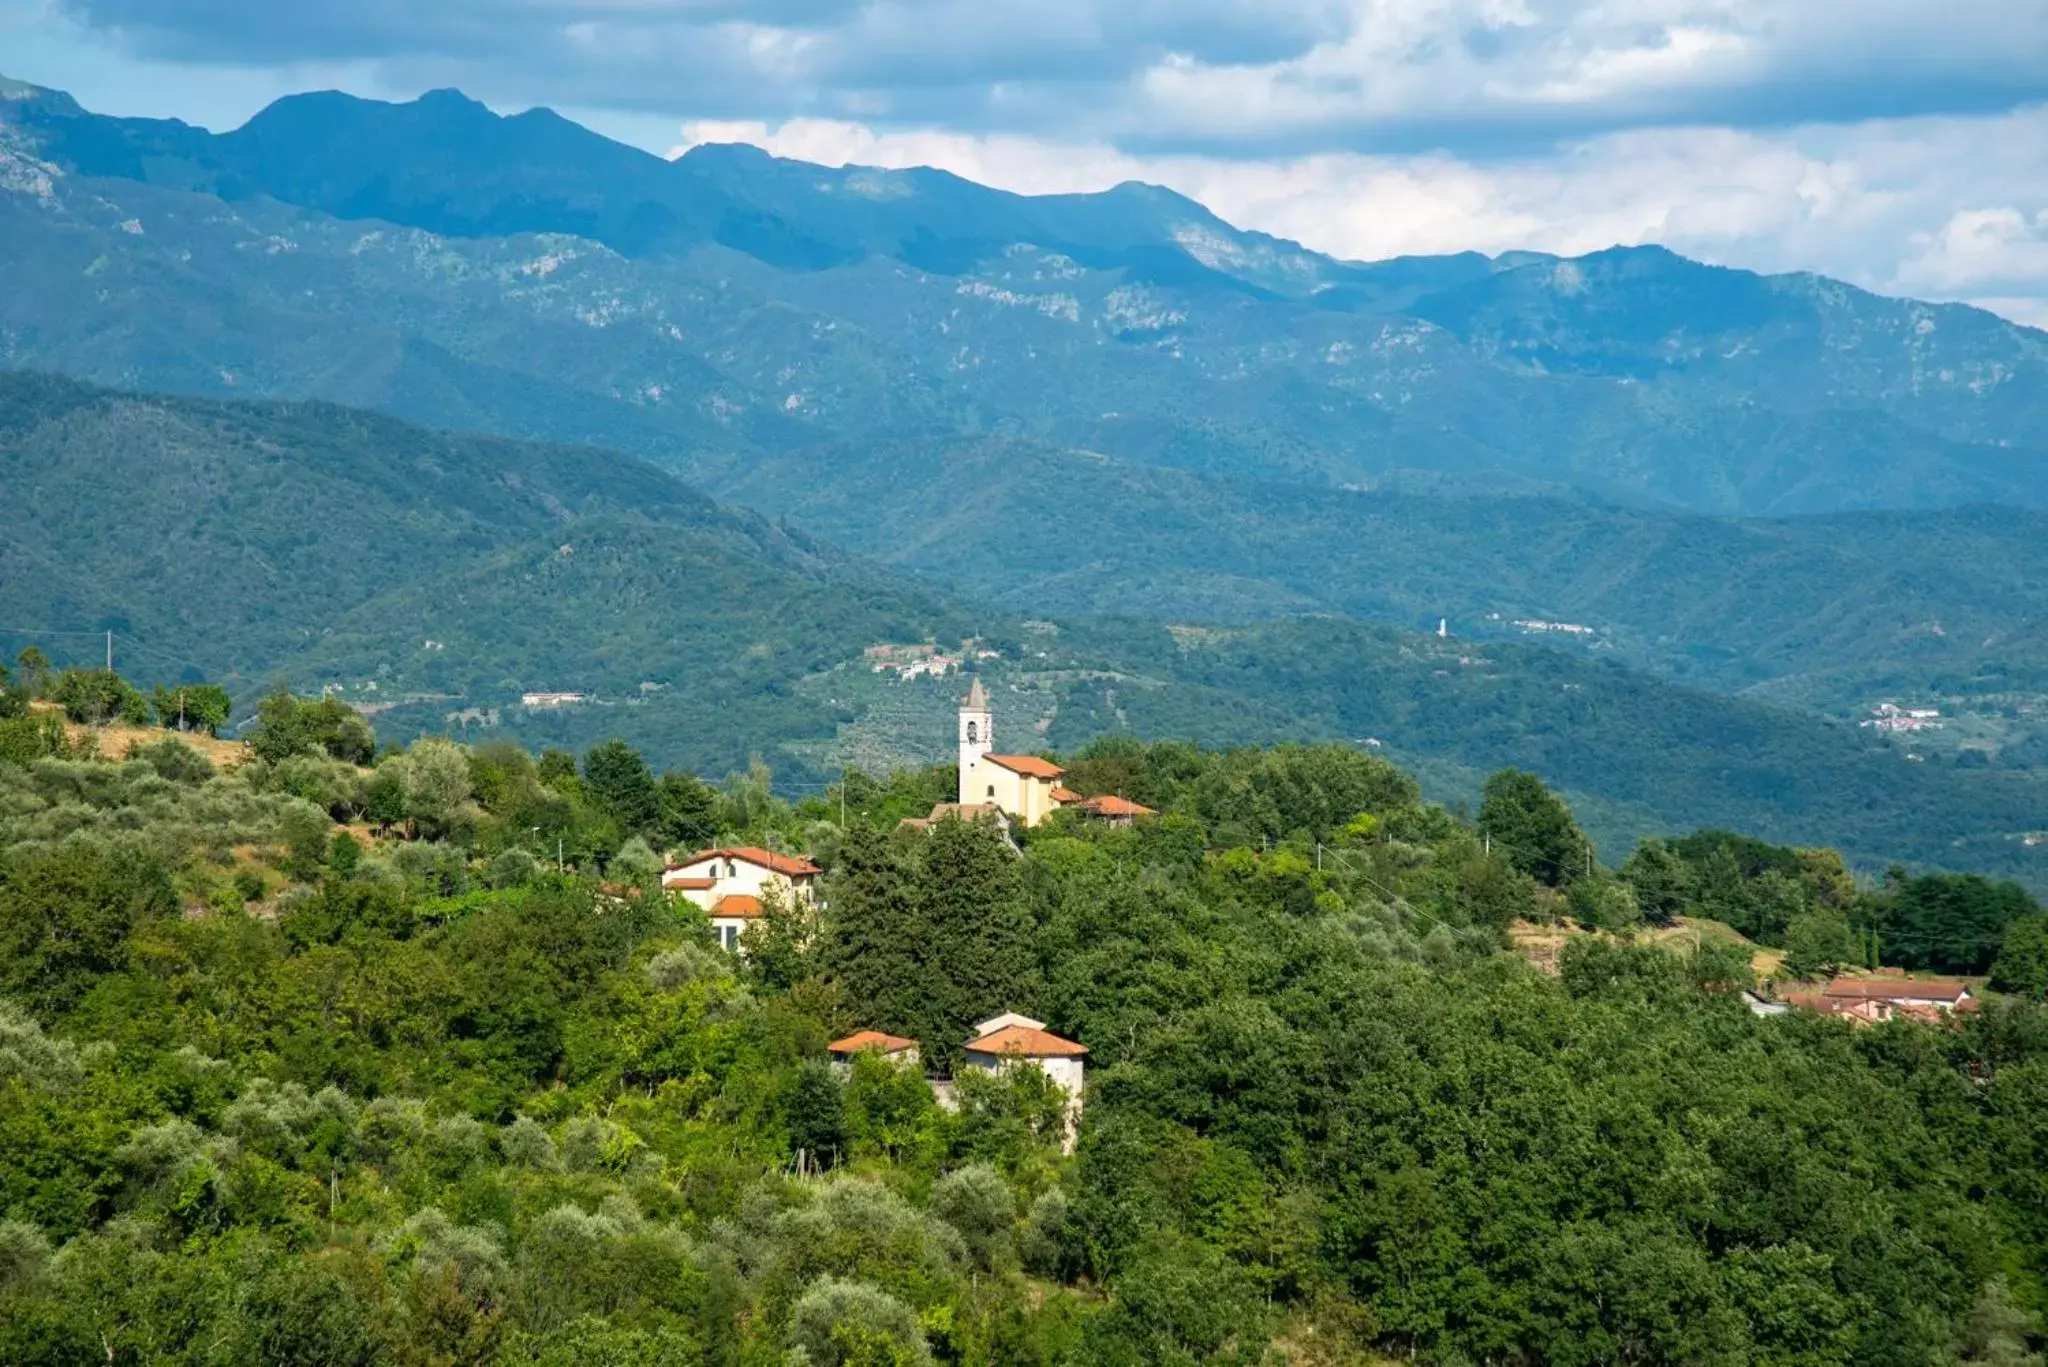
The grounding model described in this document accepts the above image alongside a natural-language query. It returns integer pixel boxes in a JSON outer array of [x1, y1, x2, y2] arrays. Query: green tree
[[826, 817, 1043, 1067], [0, 842, 175, 1012], [247, 691, 375, 764], [394, 739, 477, 841], [784, 1061, 848, 1169], [149, 683, 232, 736], [1477, 768, 1591, 886], [49, 669, 148, 725], [583, 739, 660, 837], [1877, 873, 2040, 974], [1962, 1278, 2045, 1367], [1783, 910, 1860, 981], [929, 1164, 1017, 1272], [362, 765, 407, 833], [1990, 917, 2048, 1001], [787, 1278, 931, 1367], [1619, 839, 1695, 923], [1567, 874, 1642, 932], [536, 747, 579, 789], [14, 646, 51, 696], [656, 770, 719, 850]]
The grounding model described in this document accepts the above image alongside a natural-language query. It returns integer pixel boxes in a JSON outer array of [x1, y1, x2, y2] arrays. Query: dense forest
[[4, 662, 2048, 1364]]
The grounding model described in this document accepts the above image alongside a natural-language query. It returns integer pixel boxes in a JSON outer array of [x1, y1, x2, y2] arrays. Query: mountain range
[[2, 74, 2045, 882], [5, 74, 2046, 519]]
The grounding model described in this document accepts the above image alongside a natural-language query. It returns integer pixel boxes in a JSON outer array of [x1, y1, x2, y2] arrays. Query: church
[[900, 679, 1155, 832], [954, 677, 1074, 827]]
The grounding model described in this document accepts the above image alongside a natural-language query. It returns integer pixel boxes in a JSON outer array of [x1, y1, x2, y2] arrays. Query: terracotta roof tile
[[829, 1030, 919, 1056], [680, 846, 822, 877], [1051, 787, 1082, 803], [711, 894, 764, 918], [982, 754, 1065, 780], [1074, 794, 1156, 817], [1822, 977, 1970, 1002], [663, 876, 717, 890], [964, 1024, 1089, 1058]]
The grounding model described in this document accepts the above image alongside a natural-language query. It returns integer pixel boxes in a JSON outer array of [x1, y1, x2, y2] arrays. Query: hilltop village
[[649, 680, 1150, 1141]]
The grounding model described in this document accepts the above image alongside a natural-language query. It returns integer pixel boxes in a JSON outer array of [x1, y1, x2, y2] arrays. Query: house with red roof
[[1065, 793, 1158, 827], [827, 1030, 921, 1072], [1820, 977, 1976, 1018], [1781, 977, 1979, 1026], [960, 1012, 1089, 1151], [663, 845, 822, 950]]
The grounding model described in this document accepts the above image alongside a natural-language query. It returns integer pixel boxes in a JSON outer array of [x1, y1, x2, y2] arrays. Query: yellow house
[[955, 678, 1070, 827]]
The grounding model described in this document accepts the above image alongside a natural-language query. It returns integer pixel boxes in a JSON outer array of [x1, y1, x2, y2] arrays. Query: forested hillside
[[3, 704, 2048, 1365], [696, 430, 2048, 709], [6, 373, 2045, 886], [0, 373, 970, 780]]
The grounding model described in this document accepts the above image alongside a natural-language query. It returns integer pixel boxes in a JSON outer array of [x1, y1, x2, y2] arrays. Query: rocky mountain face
[[3, 75, 2045, 519]]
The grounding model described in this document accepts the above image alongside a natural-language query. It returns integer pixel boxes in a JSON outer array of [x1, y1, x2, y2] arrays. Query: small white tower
[[958, 677, 992, 803]]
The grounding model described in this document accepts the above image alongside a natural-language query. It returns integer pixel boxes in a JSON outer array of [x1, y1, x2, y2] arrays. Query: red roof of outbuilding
[[1822, 977, 1970, 1003], [983, 754, 1065, 780], [1074, 794, 1156, 817], [964, 1025, 1089, 1058], [679, 846, 822, 877], [828, 1030, 919, 1056]]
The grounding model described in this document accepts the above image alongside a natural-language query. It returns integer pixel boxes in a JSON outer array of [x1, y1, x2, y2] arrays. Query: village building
[[959, 1012, 1089, 1151], [1063, 793, 1158, 826], [662, 846, 822, 950], [1820, 977, 1976, 1017], [826, 1030, 921, 1072], [519, 691, 588, 708], [937, 680, 1155, 830], [1780, 977, 1979, 1026]]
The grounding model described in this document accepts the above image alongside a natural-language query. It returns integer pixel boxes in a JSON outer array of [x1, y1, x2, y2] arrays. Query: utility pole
[[105, 630, 113, 671]]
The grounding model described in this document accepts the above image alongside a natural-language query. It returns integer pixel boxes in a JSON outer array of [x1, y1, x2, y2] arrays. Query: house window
[[966, 721, 978, 743], [987, 785, 996, 798], [725, 860, 736, 879], [719, 924, 738, 951]]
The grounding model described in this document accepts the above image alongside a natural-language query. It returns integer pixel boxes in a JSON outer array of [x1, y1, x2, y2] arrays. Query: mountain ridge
[[3, 72, 2044, 519], [4, 371, 2045, 887]]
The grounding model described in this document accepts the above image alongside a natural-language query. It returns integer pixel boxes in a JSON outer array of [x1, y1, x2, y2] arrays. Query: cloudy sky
[[7, 0, 2048, 325]]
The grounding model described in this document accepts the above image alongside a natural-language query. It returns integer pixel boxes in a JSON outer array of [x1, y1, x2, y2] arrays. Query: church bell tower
[[958, 677, 992, 803]]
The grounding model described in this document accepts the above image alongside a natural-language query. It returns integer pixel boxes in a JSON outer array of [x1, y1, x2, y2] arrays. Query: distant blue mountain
[[3, 75, 2042, 520]]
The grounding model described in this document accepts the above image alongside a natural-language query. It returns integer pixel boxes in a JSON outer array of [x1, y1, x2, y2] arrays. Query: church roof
[[962, 677, 989, 710], [984, 754, 1065, 779]]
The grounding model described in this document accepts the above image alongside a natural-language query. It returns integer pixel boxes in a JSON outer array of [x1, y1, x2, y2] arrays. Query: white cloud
[[46, 0, 2048, 149], [673, 105, 2048, 327]]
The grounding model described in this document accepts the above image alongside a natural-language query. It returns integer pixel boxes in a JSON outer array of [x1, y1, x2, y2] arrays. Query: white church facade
[[916, 678, 1158, 830], [954, 678, 1073, 826]]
